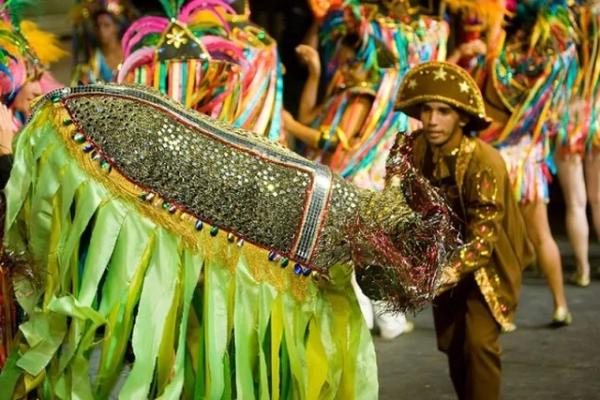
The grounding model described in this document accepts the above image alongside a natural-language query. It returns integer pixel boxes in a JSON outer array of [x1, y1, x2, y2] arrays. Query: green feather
[[157, 0, 184, 19], [1, 0, 35, 29]]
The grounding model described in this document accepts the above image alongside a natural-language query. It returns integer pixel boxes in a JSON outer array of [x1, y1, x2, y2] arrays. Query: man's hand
[[296, 45, 321, 77], [0, 104, 14, 155]]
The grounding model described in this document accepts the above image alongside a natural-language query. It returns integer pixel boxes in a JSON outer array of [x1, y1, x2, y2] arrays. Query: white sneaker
[[379, 320, 415, 340], [373, 301, 415, 340]]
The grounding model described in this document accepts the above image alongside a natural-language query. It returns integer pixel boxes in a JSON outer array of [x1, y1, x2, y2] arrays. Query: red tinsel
[[351, 131, 461, 312]]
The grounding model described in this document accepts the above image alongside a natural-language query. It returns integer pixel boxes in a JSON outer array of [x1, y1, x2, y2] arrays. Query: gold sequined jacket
[[405, 133, 534, 330]]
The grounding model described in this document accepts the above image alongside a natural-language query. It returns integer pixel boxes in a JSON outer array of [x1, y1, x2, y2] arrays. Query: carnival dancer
[[446, 0, 574, 326], [71, 0, 138, 84], [0, 0, 65, 369], [116, 0, 284, 140], [394, 60, 533, 400], [554, 0, 600, 288]]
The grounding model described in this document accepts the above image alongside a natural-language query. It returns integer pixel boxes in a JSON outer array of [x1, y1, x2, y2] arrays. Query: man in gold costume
[[391, 61, 534, 399]]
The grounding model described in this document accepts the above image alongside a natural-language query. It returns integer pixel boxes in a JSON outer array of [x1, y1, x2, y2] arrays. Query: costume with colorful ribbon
[[459, 0, 580, 202], [305, 1, 448, 190], [117, 0, 283, 140]]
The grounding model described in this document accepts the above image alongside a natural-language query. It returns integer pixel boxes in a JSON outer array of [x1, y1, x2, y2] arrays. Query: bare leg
[[520, 201, 568, 311], [556, 155, 590, 280], [585, 152, 600, 241]]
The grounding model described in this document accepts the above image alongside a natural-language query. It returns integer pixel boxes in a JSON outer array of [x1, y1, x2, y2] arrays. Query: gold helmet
[[395, 61, 492, 131]]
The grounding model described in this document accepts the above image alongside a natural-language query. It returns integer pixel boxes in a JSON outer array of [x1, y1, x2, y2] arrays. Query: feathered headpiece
[[117, 0, 283, 140], [0, 0, 66, 98]]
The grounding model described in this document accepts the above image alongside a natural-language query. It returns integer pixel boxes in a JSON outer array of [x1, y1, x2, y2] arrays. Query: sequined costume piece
[[0, 84, 458, 398]]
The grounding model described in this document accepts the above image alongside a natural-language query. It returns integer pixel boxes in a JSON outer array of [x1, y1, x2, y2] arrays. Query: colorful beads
[[100, 160, 111, 171], [73, 132, 85, 143], [280, 258, 289, 268], [82, 143, 94, 153], [210, 226, 219, 237], [195, 220, 204, 231], [268, 251, 277, 261]]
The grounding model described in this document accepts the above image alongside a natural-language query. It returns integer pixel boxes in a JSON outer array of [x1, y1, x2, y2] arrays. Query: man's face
[[419, 101, 464, 147]]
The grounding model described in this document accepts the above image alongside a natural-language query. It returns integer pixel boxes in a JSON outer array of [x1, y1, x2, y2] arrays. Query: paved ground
[[375, 238, 600, 400]]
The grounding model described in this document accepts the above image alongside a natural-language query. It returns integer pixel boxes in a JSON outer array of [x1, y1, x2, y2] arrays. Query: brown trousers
[[433, 275, 501, 400]]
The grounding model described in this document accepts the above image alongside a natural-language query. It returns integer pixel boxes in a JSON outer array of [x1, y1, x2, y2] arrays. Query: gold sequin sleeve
[[447, 167, 504, 279]]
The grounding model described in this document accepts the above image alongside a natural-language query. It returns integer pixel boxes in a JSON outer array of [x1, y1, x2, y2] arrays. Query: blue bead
[[268, 251, 277, 261], [82, 144, 94, 153], [195, 220, 203, 231], [303, 268, 312, 277], [294, 264, 303, 275]]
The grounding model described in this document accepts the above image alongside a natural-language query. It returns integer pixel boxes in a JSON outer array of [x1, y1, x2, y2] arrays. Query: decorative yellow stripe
[[474, 268, 512, 331]]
